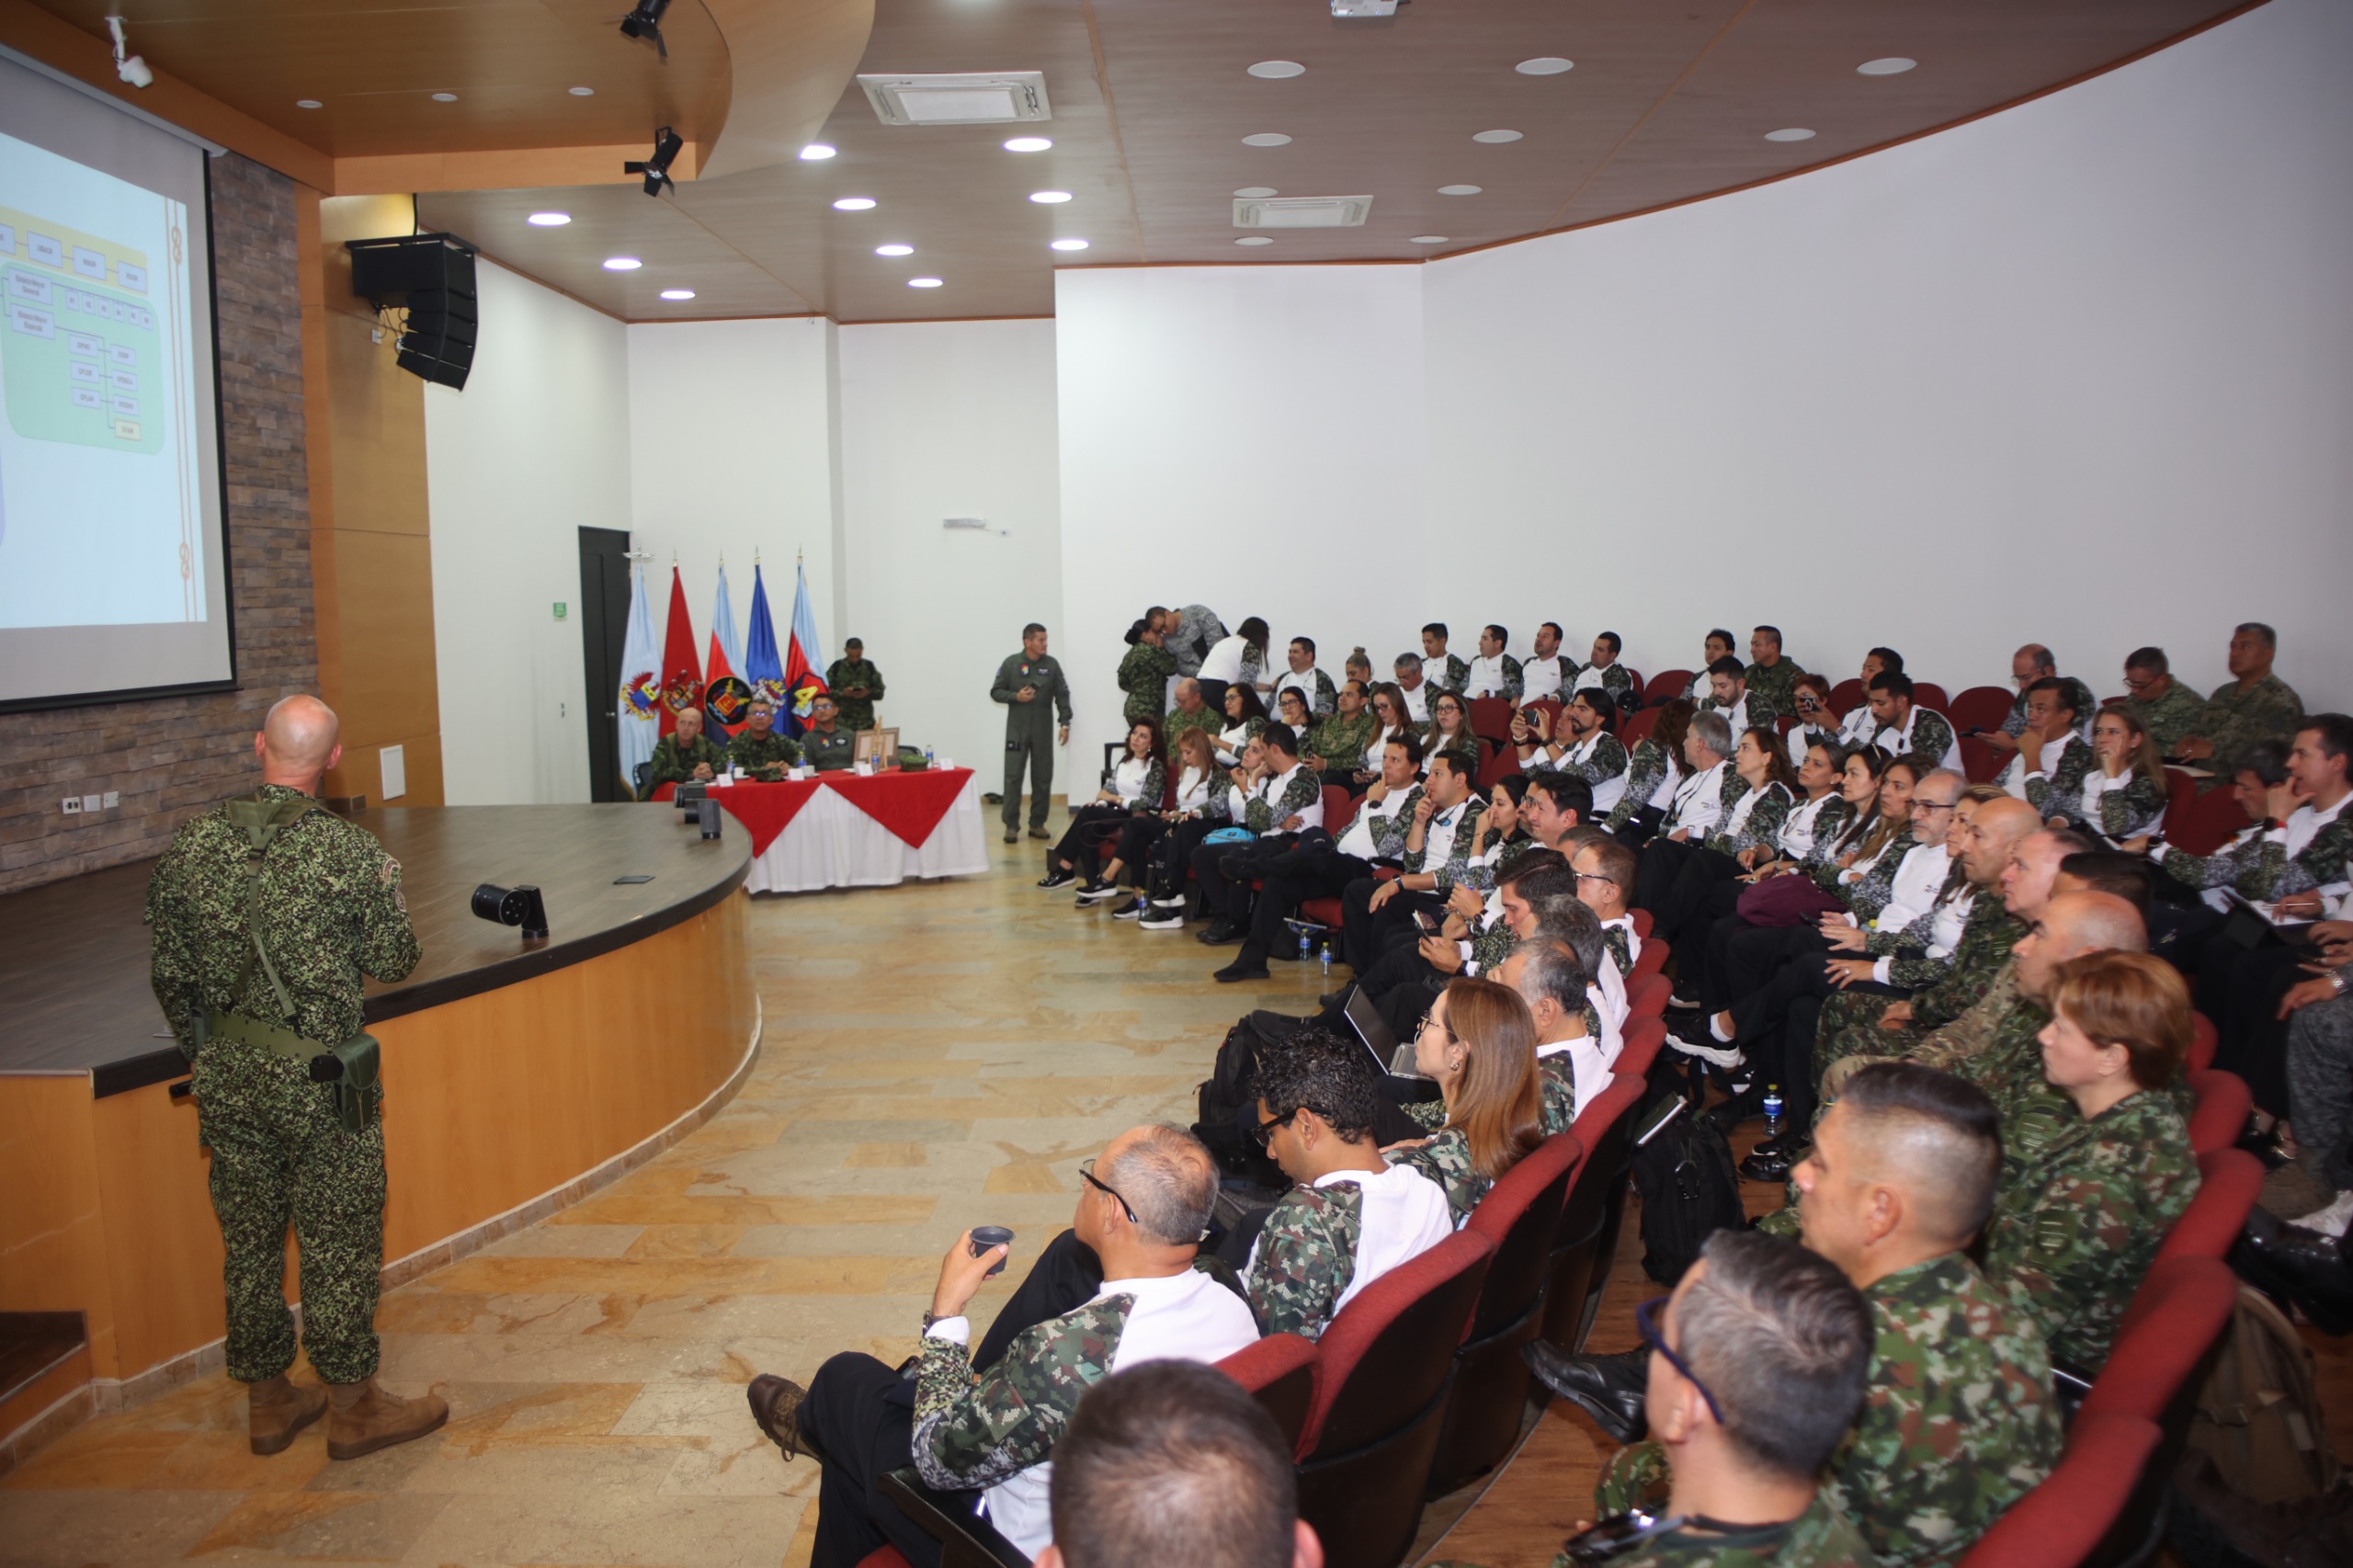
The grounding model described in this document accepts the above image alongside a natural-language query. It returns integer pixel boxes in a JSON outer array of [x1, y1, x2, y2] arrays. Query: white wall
[[836, 319, 1062, 771], [1055, 265, 1429, 757], [424, 258, 632, 806]]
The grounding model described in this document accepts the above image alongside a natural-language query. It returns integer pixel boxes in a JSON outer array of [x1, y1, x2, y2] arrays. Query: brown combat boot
[[325, 1377, 449, 1460], [247, 1372, 328, 1456]]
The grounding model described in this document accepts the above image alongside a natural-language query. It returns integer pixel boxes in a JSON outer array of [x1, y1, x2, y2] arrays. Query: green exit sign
[[552, 602, 568, 620]]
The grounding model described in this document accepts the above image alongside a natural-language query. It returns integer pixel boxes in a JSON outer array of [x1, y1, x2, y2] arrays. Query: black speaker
[[345, 233, 479, 391]]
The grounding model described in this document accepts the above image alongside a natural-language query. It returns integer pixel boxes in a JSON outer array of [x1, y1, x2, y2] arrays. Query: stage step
[[0, 1312, 91, 1472]]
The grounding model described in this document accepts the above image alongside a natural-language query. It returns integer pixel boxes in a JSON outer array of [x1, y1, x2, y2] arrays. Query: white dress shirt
[[1874, 706, 1962, 770], [1776, 792, 1841, 862], [1520, 655, 1568, 705], [1249, 1165, 1457, 1319], [1398, 681, 1431, 723], [1172, 765, 1217, 815], [1663, 761, 1730, 839], [1868, 841, 1952, 932], [2001, 733, 2075, 800], [1540, 1033, 1615, 1123], [1272, 666, 1327, 713], [1565, 731, 1630, 812], [1110, 756, 1154, 804], [1464, 653, 1514, 699], [1197, 634, 1253, 685]]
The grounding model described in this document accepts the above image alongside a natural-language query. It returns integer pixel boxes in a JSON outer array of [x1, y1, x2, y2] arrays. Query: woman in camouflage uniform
[[2037, 706, 2169, 846], [1384, 977, 1545, 1222]]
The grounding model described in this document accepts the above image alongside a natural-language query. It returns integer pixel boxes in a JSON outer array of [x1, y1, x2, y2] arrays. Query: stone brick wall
[[0, 154, 318, 895]]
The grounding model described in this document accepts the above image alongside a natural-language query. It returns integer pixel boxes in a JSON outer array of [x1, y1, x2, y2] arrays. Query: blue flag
[[744, 563, 787, 713]]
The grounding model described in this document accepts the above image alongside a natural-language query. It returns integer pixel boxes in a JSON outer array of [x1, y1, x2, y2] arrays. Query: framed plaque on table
[[854, 727, 901, 769]]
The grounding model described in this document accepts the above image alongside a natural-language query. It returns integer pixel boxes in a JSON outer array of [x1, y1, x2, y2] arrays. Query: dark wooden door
[[578, 528, 634, 802]]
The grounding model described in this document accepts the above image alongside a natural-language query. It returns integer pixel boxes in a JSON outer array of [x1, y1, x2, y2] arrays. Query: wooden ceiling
[[23, 0, 2258, 324]]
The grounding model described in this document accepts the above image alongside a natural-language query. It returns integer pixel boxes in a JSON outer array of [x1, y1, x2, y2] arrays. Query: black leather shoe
[[1523, 1341, 1647, 1445], [1739, 1146, 1795, 1184], [1215, 949, 1271, 983], [1196, 921, 1244, 946], [2239, 1209, 2353, 1334], [1318, 992, 1349, 1010]]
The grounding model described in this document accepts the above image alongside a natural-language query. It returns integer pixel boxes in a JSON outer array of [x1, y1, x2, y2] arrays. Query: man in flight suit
[[992, 622, 1072, 844]]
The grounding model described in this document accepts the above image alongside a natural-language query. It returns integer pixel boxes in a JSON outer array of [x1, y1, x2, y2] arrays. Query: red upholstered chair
[[1643, 669, 1691, 708], [2188, 1012, 2217, 1074], [1828, 677, 1865, 715], [1322, 785, 1358, 839], [1621, 708, 1660, 745], [1614, 1016, 1666, 1080], [1631, 937, 1669, 981], [1949, 685, 2017, 734], [2165, 768, 2254, 857], [1293, 1231, 1495, 1568], [1544, 1074, 1648, 1348], [858, 1551, 914, 1568], [1216, 1333, 1321, 1456], [1956, 1412, 2162, 1568], [1913, 682, 1949, 713], [2155, 1148, 2264, 1268], [1625, 972, 1670, 1019], [1628, 909, 1654, 940], [2081, 1256, 2239, 1426], [1958, 734, 2006, 784], [1468, 698, 1515, 745], [1476, 742, 1521, 795], [1775, 714, 1798, 737], [1427, 1132, 1586, 1494], [2186, 1069, 2251, 1158], [1299, 895, 1346, 928]]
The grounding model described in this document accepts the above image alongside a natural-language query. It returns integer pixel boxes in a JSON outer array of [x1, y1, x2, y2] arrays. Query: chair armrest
[[877, 1468, 1029, 1568]]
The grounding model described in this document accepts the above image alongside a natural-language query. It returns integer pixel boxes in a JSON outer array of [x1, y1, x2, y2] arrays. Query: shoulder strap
[[219, 793, 322, 1022]]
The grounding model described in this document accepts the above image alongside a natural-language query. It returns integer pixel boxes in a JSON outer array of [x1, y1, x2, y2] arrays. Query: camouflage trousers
[[191, 1038, 386, 1385], [1593, 1438, 1674, 1517]]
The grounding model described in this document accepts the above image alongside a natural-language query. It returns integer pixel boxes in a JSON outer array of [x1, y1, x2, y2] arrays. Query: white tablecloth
[[743, 773, 989, 894]]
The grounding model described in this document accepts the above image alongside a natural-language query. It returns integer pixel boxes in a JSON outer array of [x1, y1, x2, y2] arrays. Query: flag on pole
[[745, 563, 787, 712], [658, 565, 702, 738], [703, 562, 752, 735], [616, 563, 661, 796], [782, 560, 828, 737]]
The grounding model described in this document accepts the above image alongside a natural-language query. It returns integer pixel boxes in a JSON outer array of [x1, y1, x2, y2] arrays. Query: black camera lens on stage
[[471, 882, 550, 939]]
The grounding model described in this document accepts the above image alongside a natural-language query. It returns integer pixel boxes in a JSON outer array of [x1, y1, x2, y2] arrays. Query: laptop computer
[[1344, 987, 1431, 1081]]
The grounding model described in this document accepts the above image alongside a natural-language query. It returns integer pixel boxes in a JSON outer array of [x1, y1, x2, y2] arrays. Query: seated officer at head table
[[801, 695, 859, 771], [729, 700, 803, 778], [826, 638, 887, 733], [647, 707, 728, 793]]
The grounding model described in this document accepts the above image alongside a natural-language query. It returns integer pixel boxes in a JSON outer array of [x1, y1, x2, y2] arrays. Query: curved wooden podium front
[[0, 804, 759, 1423]]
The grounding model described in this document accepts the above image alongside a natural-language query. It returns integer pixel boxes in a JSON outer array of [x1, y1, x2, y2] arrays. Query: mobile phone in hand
[[1413, 910, 1439, 936]]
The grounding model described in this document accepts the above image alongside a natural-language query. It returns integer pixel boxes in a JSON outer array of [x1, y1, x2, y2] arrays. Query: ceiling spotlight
[[1516, 57, 1574, 75], [1050, 238, 1089, 251], [1472, 129, 1522, 143], [603, 256, 642, 271], [1234, 236, 1274, 247], [625, 125, 685, 196], [570, 85, 596, 97], [1763, 127, 1816, 142], [834, 197, 878, 210], [1242, 132, 1291, 147], [1004, 137, 1053, 153], [431, 92, 458, 103], [875, 244, 914, 256], [1233, 186, 1277, 199], [659, 289, 696, 301], [619, 0, 672, 60], [1410, 235, 1448, 244], [527, 211, 573, 227], [106, 17, 153, 89], [1247, 61, 1305, 79], [800, 143, 837, 160], [1029, 190, 1073, 204], [296, 98, 323, 109], [1438, 184, 1483, 196], [1857, 57, 1916, 75], [908, 278, 944, 288]]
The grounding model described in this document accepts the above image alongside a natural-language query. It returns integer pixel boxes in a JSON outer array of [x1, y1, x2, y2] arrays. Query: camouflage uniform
[[1813, 903, 2022, 1085], [1385, 1127, 1488, 1224], [1605, 739, 1677, 834], [728, 729, 804, 778], [1817, 964, 2025, 1101], [1404, 798, 1489, 888], [1706, 781, 1794, 860], [1244, 767, 1323, 835], [2188, 673, 2304, 765], [824, 656, 888, 733], [2059, 769, 2171, 844], [1165, 604, 1227, 677], [2019, 739, 2097, 823], [146, 785, 420, 1385], [909, 1296, 1123, 1493], [1304, 710, 1377, 773], [2126, 679, 2208, 756], [1441, 1489, 1874, 1568], [802, 726, 859, 771], [1163, 702, 1221, 750], [1870, 710, 1957, 769], [1427, 652, 1471, 694], [1596, 1253, 2057, 1568], [1519, 653, 1580, 705], [1578, 663, 1636, 704], [1116, 641, 1178, 728], [1982, 1088, 2199, 1371], [1247, 1179, 1366, 1339], [2156, 804, 2352, 903], [647, 729, 729, 792], [1745, 656, 1808, 720]]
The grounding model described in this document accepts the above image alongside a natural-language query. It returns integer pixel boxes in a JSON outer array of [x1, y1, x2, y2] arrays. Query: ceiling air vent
[[859, 72, 1051, 126], [1233, 195, 1375, 230]]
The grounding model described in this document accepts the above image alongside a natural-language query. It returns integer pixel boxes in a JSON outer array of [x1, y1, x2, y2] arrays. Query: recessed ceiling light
[[569, 85, 595, 97], [1857, 57, 1916, 75], [1516, 58, 1574, 75], [800, 143, 837, 160], [526, 211, 572, 227], [1029, 190, 1073, 203], [430, 92, 458, 103], [1410, 235, 1448, 244], [1242, 132, 1292, 147], [603, 256, 642, 271], [295, 98, 323, 109], [1233, 187, 1278, 199], [1234, 236, 1273, 246], [1472, 129, 1522, 143], [908, 278, 944, 288], [1247, 61, 1305, 79], [1438, 184, 1483, 196], [659, 289, 696, 301], [1050, 238, 1089, 251], [833, 197, 878, 210], [875, 244, 915, 256], [1763, 128, 1816, 142], [1004, 136, 1053, 153]]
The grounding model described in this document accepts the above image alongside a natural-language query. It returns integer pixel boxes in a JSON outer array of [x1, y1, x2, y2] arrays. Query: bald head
[[2016, 889, 2146, 1003], [1961, 796, 2039, 887], [256, 695, 341, 790]]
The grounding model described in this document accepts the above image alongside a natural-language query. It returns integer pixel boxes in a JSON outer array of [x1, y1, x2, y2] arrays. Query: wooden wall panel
[[0, 1079, 115, 1375], [88, 1084, 226, 1381]]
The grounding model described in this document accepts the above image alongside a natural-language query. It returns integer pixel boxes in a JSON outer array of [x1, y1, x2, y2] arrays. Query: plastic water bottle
[[1320, 944, 1332, 983], [1762, 1085, 1786, 1143], [924, 746, 935, 770], [1299, 930, 1312, 964]]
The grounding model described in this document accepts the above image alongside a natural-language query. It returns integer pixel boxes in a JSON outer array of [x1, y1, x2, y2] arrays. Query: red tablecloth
[[653, 769, 974, 856]]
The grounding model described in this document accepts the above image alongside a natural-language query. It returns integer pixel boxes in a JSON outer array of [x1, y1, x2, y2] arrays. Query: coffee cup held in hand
[[969, 1225, 1015, 1278]]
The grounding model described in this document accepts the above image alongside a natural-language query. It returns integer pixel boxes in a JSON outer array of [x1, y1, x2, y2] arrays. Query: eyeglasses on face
[[1574, 869, 1618, 889], [1634, 1293, 1726, 1426], [1249, 1106, 1300, 1152], [1077, 1156, 1138, 1224]]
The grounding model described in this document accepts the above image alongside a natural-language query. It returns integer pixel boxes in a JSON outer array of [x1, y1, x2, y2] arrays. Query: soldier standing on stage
[[825, 638, 887, 733], [991, 622, 1072, 844], [145, 695, 446, 1460]]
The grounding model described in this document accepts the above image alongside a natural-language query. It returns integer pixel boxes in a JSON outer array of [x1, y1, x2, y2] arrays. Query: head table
[[652, 767, 987, 893]]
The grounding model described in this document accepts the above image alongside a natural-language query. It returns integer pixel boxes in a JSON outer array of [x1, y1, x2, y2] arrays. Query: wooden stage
[[0, 804, 762, 1451]]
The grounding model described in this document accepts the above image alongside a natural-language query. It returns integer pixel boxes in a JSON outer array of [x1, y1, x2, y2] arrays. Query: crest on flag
[[705, 675, 753, 727], [623, 670, 659, 716], [657, 565, 702, 736], [745, 563, 788, 710], [615, 562, 661, 796]]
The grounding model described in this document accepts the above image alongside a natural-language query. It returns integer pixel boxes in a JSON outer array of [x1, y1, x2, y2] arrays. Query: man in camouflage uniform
[[1162, 602, 1226, 678], [1574, 631, 1639, 709], [991, 622, 1074, 842], [1420, 623, 1471, 694], [824, 638, 887, 733], [1114, 617, 1177, 728], [1589, 1068, 2059, 1568], [1302, 678, 1378, 784], [745, 1125, 1254, 1568], [1160, 676, 1219, 751], [801, 693, 859, 771], [726, 699, 803, 778], [2175, 622, 2304, 769], [646, 704, 728, 794], [1462, 623, 1524, 703], [1517, 621, 1581, 708], [1270, 635, 1339, 718], [145, 695, 445, 1460], [1503, 938, 1612, 1132], [2120, 646, 2208, 757], [1745, 625, 1807, 721]]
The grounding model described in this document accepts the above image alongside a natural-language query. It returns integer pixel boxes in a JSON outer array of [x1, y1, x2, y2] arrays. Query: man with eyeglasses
[[2118, 646, 2205, 757], [1541, 1068, 2057, 1568], [747, 1124, 1255, 1568]]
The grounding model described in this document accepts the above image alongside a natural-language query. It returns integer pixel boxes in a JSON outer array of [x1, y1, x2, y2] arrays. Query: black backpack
[[1628, 1095, 1745, 1286], [1194, 1011, 1307, 1185]]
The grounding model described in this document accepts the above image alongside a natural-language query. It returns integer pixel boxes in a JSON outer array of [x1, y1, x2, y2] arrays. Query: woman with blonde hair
[[1386, 976, 1546, 1222], [1984, 950, 2200, 1370], [2046, 706, 2169, 846]]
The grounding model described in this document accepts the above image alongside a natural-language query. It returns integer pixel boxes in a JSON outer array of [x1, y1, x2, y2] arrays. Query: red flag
[[658, 566, 702, 737]]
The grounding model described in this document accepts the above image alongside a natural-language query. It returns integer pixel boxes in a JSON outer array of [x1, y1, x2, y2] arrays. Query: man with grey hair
[[2174, 620, 2304, 767], [1658, 708, 1739, 843], [1392, 651, 1432, 724], [754, 1124, 1254, 1568], [1500, 937, 1610, 1131]]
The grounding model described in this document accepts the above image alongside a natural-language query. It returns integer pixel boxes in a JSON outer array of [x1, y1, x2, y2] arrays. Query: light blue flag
[[616, 563, 660, 797]]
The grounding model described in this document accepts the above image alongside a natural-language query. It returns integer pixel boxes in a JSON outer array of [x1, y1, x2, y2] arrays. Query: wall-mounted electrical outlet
[[103, 791, 120, 808], [62, 797, 82, 815]]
